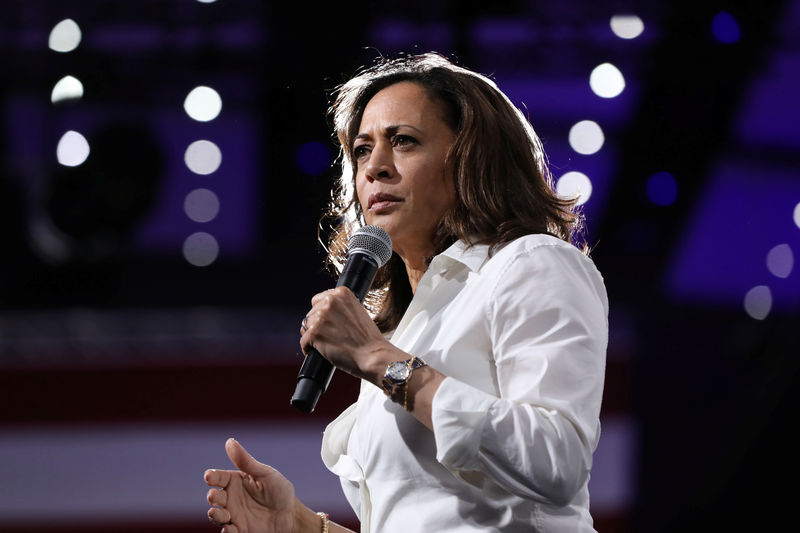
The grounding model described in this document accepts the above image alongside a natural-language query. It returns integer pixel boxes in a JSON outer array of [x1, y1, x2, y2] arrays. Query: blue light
[[666, 161, 800, 310], [296, 141, 331, 176], [712, 12, 741, 44], [646, 171, 678, 206]]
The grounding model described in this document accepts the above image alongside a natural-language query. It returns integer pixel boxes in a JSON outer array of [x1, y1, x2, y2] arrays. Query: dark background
[[1, 1, 798, 531]]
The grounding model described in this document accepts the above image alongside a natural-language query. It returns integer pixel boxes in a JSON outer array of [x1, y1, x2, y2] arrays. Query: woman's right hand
[[205, 438, 297, 533]]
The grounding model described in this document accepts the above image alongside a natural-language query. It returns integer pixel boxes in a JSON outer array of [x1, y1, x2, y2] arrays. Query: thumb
[[225, 438, 268, 477]]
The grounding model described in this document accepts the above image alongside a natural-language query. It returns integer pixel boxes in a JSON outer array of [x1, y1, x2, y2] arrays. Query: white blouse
[[321, 234, 609, 532]]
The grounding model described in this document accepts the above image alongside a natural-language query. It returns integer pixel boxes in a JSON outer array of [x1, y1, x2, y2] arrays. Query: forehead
[[359, 81, 445, 130]]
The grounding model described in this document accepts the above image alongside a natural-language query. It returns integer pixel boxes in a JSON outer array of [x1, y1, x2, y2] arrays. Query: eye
[[353, 144, 370, 160], [392, 134, 417, 148]]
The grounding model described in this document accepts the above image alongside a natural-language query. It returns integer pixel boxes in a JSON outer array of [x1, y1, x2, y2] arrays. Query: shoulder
[[481, 234, 608, 310], [484, 233, 600, 277]]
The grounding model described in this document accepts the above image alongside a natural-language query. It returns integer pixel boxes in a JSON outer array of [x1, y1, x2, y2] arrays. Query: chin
[[363, 214, 392, 231], [364, 219, 397, 242]]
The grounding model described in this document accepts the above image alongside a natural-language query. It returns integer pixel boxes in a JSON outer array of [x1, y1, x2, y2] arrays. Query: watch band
[[381, 356, 427, 410]]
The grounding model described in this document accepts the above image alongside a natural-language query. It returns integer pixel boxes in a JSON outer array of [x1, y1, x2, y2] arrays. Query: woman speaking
[[204, 52, 608, 532]]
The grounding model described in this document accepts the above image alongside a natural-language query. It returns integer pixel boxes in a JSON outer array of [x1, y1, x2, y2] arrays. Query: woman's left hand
[[299, 286, 398, 383]]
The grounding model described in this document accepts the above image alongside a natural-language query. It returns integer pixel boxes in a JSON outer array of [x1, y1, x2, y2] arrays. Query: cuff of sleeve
[[431, 377, 497, 471]]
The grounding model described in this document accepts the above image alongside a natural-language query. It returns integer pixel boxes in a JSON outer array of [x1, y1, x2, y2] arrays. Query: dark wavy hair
[[321, 52, 584, 332]]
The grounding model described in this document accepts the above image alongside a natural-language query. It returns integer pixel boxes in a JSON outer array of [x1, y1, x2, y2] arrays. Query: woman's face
[[354, 81, 457, 259]]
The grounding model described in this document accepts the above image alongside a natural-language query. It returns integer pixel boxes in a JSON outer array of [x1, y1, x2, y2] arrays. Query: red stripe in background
[[1, 360, 360, 424], [1, 350, 632, 532], [1, 354, 629, 424]]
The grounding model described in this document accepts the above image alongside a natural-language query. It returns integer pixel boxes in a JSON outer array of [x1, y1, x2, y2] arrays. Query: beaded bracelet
[[316, 511, 329, 533]]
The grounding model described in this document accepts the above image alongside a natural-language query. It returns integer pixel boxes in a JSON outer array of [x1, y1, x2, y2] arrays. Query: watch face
[[387, 361, 410, 382]]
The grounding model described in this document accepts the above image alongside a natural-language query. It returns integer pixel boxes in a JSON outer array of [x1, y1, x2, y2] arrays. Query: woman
[[205, 52, 608, 532]]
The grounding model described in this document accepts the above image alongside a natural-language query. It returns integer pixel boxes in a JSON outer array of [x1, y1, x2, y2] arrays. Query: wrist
[[293, 498, 322, 533], [381, 356, 428, 410], [363, 341, 406, 386]]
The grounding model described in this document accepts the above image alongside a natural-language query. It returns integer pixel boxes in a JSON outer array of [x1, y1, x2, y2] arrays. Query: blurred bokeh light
[[184, 139, 222, 175], [556, 171, 593, 206], [183, 231, 219, 267], [590, 63, 625, 98], [712, 11, 742, 44], [51, 75, 84, 104], [568, 120, 605, 155], [610, 14, 645, 40], [184, 188, 220, 223], [48, 18, 81, 52], [184, 86, 222, 122], [766, 243, 794, 279], [743, 285, 772, 320], [55, 130, 90, 167], [646, 171, 678, 206]]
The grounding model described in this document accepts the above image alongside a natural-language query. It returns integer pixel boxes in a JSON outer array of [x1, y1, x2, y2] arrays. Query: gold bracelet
[[403, 357, 415, 411], [316, 511, 329, 533]]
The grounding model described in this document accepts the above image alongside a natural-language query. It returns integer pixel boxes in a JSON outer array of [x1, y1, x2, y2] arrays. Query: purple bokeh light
[[667, 158, 800, 311], [712, 12, 741, 44], [296, 141, 332, 176], [646, 171, 678, 206]]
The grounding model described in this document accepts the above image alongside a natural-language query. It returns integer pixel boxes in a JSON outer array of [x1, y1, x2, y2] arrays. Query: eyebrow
[[353, 124, 423, 143]]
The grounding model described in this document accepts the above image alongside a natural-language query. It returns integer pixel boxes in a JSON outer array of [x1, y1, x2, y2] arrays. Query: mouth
[[367, 192, 403, 211]]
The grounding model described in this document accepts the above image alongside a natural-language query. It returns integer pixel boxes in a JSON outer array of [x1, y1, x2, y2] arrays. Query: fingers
[[204, 468, 232, 489], [303, 287, 355, 339], [207, 505, 232, 527], [205, 467, 232, 527], [207, 487, 228, 507], [300, 289, 332, 351], [310, 287, 337, 307], [302, 290, 331, 337], [225, 438, 271, 478]]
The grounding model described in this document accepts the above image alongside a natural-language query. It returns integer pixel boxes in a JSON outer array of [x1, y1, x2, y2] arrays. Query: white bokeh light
[[184, 140, 222, 175], [610, 15, 645, 39], [184, 86, 222, 122], [743, 285, 772, 320], [184, 188, 220, 223], [183, 232, 219, 267], [56, 130, 90, 167], [766, 243, 794, 279], [48, 19, 82, 53], [590, 63, 626, 98], [794, 202, 800, 229], [568, 120, 605, 155], [51, 75, 84, 104], [556, 171, 593, 206]]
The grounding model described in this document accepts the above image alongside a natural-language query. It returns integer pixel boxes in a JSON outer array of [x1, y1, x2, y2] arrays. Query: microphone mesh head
[[348, 225, 392, 267]]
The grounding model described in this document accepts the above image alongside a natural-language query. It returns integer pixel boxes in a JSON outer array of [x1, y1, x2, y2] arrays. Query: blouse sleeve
[[430, 242, 608, 506]]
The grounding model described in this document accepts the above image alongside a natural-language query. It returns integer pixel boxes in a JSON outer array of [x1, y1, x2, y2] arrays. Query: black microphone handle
[[290, 252, 380, 413], [290, 346, 334, 413]]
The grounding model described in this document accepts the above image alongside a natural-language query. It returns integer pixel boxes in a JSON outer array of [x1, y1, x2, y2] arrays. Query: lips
[[367, 192, 403, 210]]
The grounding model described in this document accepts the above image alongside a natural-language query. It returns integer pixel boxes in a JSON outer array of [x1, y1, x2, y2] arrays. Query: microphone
[[291, 225, 393, 413]]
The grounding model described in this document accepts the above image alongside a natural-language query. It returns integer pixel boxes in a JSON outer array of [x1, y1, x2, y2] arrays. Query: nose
[[363, 142, 394, 182]]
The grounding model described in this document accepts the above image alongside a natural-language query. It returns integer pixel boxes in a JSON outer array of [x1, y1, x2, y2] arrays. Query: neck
[[404, 260, 428, 294], [395, 243, 434, 295]]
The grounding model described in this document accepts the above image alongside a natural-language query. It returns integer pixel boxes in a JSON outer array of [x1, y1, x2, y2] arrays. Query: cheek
[[354, 174, 368, 212], [428, 164, 456, 213], [430, 189, 456, 220]]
